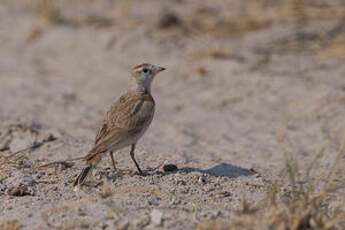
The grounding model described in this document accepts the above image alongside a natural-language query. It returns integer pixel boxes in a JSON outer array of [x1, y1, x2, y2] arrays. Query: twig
[[4, 135, 57, 161], [35, 156, 85, 170]]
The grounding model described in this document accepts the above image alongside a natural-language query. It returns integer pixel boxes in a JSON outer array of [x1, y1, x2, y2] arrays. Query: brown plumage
[[74, 63, 165, 186]]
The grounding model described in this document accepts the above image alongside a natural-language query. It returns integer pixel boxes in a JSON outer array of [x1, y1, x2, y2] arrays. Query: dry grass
[[0, 123, 56, 181], [36, 0, 64, 25], [31, 0, 345, 57], [157, 0, 345, 59], [33, 0, 345, 34], [0, 220, 20, 230], [317, 34, 345, 58], [181, 0, 345, 38], [197, 134, 345, 230]]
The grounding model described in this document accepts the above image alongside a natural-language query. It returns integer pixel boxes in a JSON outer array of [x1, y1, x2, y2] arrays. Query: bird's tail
[[73, 165, 93, 186], [73, 152, 103, 186]]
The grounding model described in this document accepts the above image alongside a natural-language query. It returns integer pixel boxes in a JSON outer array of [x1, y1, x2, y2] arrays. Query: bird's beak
[[154, 66, 166, 73]]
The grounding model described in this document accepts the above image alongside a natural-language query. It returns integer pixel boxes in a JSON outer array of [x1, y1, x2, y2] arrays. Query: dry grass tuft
[[183, 0, 345, 38], [192, 48, 233, 60], [175, 0, 345, 58], [0, 220, 20, 230], [197, 219, 228, 230], [36, 0, 64, 25], [197, 135, 345, 230], [30, 0, 345, 57], [317, 34, 345, 58], [26, 27, 44, 43]]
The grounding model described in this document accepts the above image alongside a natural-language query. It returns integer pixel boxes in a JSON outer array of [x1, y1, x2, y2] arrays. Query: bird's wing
[[87, 91, 154, 157], [89, 127, 129, 155], [106, 91, 155, 132], [94, 123, 107, 145]]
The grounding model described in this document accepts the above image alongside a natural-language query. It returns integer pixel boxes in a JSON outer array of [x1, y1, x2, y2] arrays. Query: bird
[[73, 63, 166, 186]]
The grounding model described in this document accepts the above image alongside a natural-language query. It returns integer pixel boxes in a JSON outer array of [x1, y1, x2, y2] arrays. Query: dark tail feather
[[73, 165, 92, 186], [74, 152, 103, 186]]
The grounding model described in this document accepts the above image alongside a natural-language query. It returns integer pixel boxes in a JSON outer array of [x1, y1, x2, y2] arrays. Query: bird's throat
[[130, 78, 152, 94]]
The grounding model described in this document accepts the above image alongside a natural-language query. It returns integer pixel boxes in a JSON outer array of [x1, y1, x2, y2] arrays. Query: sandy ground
[[1, 1, 345, 229]]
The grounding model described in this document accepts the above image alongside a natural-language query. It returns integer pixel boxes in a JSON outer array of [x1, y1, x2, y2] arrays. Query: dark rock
[[7, 185, 31, 196], [158, 12, 181, 29], [163, 164, 178, 172]]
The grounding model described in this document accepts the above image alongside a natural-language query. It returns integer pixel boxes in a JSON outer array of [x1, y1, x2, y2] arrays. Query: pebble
[[215, 191, 231, 198], [198, 176, 206, 184], [150, 209, 163, 226], [163, 164, 178, 172], [7, 185, 31, 196], [158, 12, 181, 29]]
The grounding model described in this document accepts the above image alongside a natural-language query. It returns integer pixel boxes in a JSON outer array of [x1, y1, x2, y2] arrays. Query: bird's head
[[130, 63, 166, 93]]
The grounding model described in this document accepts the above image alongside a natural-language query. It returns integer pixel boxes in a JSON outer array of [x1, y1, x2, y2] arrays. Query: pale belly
[[108, 117, 153, 151]]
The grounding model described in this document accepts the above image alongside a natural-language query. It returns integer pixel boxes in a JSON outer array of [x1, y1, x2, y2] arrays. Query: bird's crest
[[132, 63, 151, 71]]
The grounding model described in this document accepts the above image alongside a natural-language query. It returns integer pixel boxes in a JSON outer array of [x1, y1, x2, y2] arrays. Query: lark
[[73, 63, 166, 186]]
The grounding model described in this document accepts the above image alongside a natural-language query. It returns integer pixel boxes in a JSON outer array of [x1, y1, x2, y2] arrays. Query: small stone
[[197, 210, 220, 220], [56, 161, 74, 171], [78, 208, 87, 216], [179, 187, 189, 194], [163, 164, 178, 172], [215, 191, 231, 198], [101, 223, 108, 230], [150, 209, 163, 226], [147, 198, 160, 206], [22, 163, 32, 169], [205, 185, 216, 192], [7, 185, 31, 196], [44, 133, 57, 142], [198, 176, 206, 184], [95, 174, 102, 180], [175, 178, 186, 185], [169, 198, 181, 205], [158, 12, 181, 29]]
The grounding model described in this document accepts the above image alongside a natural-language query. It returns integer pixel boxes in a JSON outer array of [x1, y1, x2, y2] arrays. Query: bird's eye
[[142, 68, 148, 73]]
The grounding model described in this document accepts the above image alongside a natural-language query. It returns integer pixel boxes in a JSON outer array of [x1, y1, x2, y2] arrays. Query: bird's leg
[[109, 151, 116, 170], [130, 144, 143, 174]]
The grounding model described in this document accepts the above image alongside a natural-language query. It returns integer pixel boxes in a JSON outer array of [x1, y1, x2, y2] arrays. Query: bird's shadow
[[92, 163, 256, 187], [97, 163, 256, 186], [178, 163, 256, 178]]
